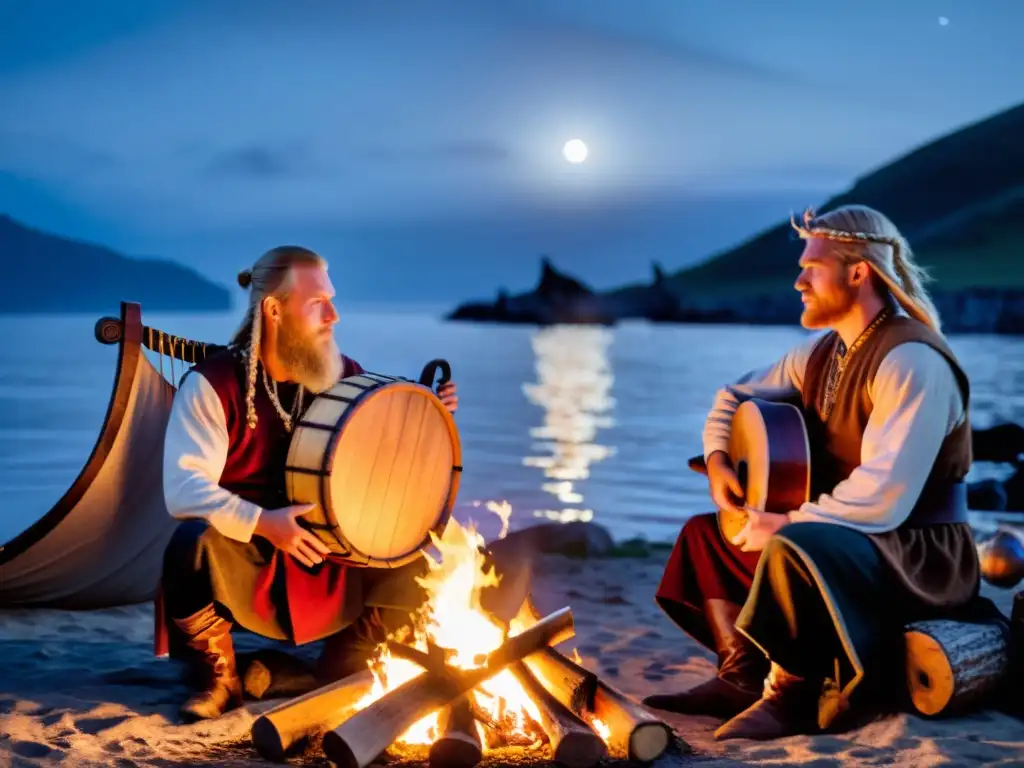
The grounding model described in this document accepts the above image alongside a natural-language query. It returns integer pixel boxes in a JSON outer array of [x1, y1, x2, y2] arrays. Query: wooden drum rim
[[291, 376, 462, 568]]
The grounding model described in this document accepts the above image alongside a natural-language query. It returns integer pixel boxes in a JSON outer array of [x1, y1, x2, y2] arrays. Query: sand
[[2, 546, 1023, 768]]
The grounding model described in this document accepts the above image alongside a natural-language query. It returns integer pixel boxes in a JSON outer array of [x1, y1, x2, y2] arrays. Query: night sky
[[1, 1, 1021, 300]]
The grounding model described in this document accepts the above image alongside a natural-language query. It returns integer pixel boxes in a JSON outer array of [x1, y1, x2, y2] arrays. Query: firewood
[[904, 619, 1010, 716], [250, 669, 374, 762], [514, 595, 671, 762], [510, 661, 607, 768], [428, 698, 482, 768], [521, 646, 597, 713], [321, 606, 575, 768], [591, 681, 672, 762]]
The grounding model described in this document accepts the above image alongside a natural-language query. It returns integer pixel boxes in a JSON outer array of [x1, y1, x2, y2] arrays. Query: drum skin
[[285, 372, 462, 568]]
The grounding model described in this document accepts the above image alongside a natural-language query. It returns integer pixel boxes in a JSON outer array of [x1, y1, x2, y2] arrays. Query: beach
[[1, 538, 1021, 768]]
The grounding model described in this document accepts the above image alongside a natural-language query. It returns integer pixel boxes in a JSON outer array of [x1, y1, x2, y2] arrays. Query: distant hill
[[663, 102, 1024, 302], [450, 101, 1024, 334], [0, 214, 231, 314]]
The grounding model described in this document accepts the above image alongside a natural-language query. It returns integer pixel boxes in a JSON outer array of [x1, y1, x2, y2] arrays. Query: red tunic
[[155, 350, 365, 655]]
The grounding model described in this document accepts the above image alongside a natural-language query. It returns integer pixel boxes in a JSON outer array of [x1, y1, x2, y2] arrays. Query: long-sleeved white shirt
[[702, 334, 966, 534], [162, 372, 265, 543]]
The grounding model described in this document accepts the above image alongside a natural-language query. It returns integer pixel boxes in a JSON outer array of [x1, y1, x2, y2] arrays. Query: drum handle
[[418, 358, 452, 388]]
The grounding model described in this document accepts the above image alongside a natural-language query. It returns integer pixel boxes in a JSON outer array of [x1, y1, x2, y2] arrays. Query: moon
[[938, 16, 949, 25], [563, 139, 588, 164]]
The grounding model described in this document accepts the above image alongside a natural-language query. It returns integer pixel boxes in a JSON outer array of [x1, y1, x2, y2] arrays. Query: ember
[[251, 505, 672, 767]]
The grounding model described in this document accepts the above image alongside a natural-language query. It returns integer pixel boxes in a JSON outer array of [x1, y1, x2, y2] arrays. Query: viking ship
[[0, 302, 226, 609]]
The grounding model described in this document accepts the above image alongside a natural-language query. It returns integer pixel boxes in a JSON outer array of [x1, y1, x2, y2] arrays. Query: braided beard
[[276, 315, 342, 393]]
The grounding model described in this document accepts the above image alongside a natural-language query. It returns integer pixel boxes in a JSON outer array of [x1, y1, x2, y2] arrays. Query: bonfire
[[251, 502, 672, 768]]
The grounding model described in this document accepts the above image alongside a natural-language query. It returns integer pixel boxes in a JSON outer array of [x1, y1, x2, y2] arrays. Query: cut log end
[[555, 731, 608, 768], [429, 699, 482, 768], [905, 629, 955, 716], [321, 732, 359, 768], [428, 731, 481, 768], [629, 721, 672, 763], [250, 717, 288, 763], [904, 619, 1009, 717]]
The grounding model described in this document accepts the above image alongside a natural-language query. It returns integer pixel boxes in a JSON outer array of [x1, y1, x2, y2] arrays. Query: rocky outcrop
[[449, 258, 706, 326], [647, 287, 1024, 335], [447, 257, 617, 325], [448, 252, 1024, 334]]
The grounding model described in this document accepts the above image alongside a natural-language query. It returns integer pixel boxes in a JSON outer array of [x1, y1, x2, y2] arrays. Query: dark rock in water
[[500, 521, 616, 558], [448, 257, 618, 326], [970, 479, 1009, 512], [973, 423, 1024, 465], [969, 423, 1024, 512]]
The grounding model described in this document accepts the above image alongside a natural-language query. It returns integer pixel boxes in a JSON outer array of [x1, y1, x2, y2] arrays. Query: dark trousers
[[654, 513, 761, 651], [656, 514, 935, 710], [162, 519, 427, 644]]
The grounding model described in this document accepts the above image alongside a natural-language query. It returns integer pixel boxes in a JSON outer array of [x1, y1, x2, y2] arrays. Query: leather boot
[[644, 599, 768, 718], [316, 607, 399, 683], [173, 604, 243, 722], [714, 662, 819, 740]]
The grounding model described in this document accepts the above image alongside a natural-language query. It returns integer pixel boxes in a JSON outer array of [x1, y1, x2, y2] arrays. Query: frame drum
[[284, 369, 462, 568]]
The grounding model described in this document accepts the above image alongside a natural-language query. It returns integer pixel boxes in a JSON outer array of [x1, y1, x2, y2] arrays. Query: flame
[[350, 504, 544, 747]]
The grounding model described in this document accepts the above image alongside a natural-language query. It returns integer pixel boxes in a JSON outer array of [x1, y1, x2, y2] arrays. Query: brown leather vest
[[800, 314, 972, 525]]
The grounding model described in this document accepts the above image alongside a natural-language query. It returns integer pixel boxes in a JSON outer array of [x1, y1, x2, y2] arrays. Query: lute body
[[698, 398, 813, 546]]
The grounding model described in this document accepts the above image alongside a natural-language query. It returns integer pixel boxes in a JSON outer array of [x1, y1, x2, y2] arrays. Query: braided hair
[[231, 246, 327, 429], [791, 205, 941, 334]]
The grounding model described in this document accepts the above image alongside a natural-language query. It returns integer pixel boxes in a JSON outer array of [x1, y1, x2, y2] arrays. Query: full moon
[[563, 139, 588, 164]]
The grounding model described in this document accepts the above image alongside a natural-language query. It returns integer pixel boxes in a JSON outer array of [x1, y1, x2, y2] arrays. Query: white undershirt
[[162, 372, 264, 543], [702, 334, 966, 533]]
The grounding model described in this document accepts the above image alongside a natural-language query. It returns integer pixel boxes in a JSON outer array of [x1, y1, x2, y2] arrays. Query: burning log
[[515, 597, 672, 762], [521, 645, 598, 713], [428, 698, 483, 768], [250, 669, 375, 762], [904, 618, 1010, 716], [511, 661, 607, 768], [321, 606, 575, 768], [591, 681, 672, 762]]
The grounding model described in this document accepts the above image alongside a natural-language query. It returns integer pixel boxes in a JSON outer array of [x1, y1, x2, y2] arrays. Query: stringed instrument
[[689, 398, 812, 546]]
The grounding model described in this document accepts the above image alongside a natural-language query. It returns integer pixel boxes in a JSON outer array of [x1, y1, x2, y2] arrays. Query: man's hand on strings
[[706, 451, 745, 513], [731, 507, 790, 552]]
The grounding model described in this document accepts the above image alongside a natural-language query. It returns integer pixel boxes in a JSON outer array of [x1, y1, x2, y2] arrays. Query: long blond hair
[[791, 205, 942, 334], [231, 246, 326, 428]]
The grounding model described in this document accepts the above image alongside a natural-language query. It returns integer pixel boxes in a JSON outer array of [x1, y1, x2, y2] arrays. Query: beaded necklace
[[821, 307, 891, 420]]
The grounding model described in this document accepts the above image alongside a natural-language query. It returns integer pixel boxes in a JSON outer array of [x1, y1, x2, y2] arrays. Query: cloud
[[360, 139, 512, 165], [0, 130, 122, 176], [202, 143, 316, 179], [0, 1, 1016, 238]]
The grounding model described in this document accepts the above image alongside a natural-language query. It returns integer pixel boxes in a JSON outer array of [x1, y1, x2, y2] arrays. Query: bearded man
[[158, 246, 459, 722], [644, 205, 1005, 739]]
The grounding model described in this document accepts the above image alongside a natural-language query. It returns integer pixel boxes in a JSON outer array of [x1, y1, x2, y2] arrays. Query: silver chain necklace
[[261, 365, 304, 432]]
